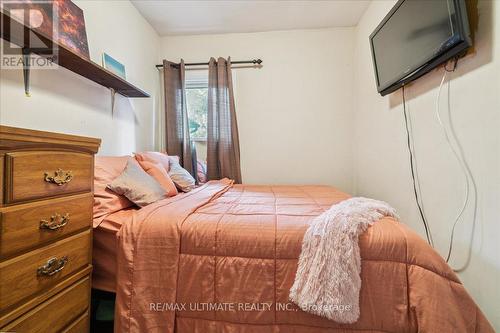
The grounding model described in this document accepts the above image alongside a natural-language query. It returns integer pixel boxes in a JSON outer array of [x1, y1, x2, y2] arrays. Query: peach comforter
[[115, 179, 493, 333]]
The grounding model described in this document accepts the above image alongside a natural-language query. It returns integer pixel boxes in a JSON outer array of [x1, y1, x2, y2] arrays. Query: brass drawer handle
[[44, 168, 73, 186], [40, 213, 70, 230], [37, 256, 68, 276]]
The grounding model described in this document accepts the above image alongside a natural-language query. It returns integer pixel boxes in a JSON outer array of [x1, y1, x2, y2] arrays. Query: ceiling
[[131, 1, 371, 36]]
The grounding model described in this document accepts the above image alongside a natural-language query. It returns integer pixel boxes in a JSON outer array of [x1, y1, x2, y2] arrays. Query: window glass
[[185, 73, 208, 140]]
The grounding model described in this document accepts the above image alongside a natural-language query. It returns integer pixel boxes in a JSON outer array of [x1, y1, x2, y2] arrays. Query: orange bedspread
[[115, 180, 493, 333], [93, 208, 136, 292]]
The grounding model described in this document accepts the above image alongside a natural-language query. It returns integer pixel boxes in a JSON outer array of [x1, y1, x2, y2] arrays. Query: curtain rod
[[156, 59, 262, 69]]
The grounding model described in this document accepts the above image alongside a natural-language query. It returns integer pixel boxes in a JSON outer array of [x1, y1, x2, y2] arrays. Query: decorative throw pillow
[[93, 156, 135, 227], [168, 156, 196, 192], [136, 159, 178, 197], [197, 159, 207, 184], [107, 159, 167, 207], [135, 151, 171, 172]]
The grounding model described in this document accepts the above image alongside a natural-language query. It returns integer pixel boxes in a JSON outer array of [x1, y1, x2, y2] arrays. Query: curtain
[[206, 57, 242, 183], [163, 59, 196, 179]]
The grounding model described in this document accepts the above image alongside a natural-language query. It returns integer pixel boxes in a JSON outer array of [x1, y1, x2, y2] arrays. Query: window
[[185, 75, 208, 141]]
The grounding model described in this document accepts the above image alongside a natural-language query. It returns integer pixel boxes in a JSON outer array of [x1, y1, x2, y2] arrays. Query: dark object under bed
[[90, 289, 115, 333]]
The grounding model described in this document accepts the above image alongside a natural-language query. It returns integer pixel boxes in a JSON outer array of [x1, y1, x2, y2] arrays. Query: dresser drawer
[[0, 193, 93, 259], [4, 151, 93, 204], [0, 230, 91, 312], [1, 276, 90, 333], [62, 313, 89, 333]]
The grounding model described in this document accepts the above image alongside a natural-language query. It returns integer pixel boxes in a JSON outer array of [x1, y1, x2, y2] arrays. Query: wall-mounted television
[[370, 0, 472, 96]]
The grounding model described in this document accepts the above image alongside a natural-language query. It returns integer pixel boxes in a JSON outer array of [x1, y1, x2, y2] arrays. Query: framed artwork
[[55, 0, 90, 59], [6, 0, 90, 59], [102, 53, 126, 79]]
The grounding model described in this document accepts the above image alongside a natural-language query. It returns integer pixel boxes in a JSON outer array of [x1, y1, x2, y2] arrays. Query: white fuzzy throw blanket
[[289, 197, 398, 324]]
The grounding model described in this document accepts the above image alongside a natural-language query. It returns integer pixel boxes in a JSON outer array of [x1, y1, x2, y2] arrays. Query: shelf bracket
[[110, 88, 116, 117], [22, 47, 31, 97]]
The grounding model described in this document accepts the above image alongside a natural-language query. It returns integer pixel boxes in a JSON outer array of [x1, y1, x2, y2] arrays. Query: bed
[[93, 208, 135, 293], [92, 178, 493, 333]]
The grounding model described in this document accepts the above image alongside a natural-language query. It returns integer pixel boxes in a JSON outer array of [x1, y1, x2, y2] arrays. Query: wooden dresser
[[0, 126, 100, 332]]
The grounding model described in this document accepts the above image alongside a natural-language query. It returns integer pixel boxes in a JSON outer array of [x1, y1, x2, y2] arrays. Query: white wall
[[0, 0, 160, 155], [160, 29, 355, 191], [353, 0, 500, 329]]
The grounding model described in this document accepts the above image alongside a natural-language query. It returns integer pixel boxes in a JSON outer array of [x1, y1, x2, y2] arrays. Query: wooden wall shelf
[[0, 11, 150, 98]]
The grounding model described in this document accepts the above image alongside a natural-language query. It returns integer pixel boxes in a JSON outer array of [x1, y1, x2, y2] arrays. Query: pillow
[[93, 156, 134, 227], [168, 156, 196, 192], [136, 159, 178, 197], [135, 151, 171, 172], [107, 159, 167, 207], [197, 159, 207, 184]]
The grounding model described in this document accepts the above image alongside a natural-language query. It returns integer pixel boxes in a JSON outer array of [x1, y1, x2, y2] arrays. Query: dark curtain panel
[[206, 57, 242, 183], [163, 59, 196, 179]]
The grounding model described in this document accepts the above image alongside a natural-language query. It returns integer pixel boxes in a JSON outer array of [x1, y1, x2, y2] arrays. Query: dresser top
[[0, 126, 101, 154]]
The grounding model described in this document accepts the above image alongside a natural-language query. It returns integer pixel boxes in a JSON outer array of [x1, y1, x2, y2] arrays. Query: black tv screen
[[370, 0, 472, 96]]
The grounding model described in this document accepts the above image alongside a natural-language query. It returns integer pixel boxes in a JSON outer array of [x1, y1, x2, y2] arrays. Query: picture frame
[[56, 0, 90, 60], [102, 53, 126, 80], [6, 0, 90, 59]]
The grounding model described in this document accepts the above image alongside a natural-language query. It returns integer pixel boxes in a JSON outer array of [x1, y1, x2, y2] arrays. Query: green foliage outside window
[[186, 87, 208, 140]]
